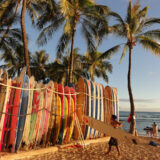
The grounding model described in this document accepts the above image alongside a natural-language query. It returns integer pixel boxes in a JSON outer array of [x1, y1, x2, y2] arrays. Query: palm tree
[[21, 0, 30, 76], [37, 0, 109, 84], [46, 48, 86, 85], [83, 50, 113, 83], [0, 45, 31, 77], [104, 0, 160, 134], [2, 0, 43, 77], [30, 50, 49, 81]]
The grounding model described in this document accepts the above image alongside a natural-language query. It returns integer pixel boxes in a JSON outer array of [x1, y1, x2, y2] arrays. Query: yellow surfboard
[[52, 95, 61, 145]]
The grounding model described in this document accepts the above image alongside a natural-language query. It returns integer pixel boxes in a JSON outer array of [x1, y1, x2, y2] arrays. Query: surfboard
[[111, 88, 116, 116], [63, 86, 71, 144], [105, 86, 113, 124], [104, 86, 110, 124], [91, 82, 97, 138], [96, 83, 101, 138], [9, 68, 26, 152], [115, 89, 119, 121], [0, 71, 11, 151], [74, 78, 86, 140], [46, 83, 56, 145], [84, 79, 91, 139], [28, 82, 42, 145], [2, 78, 18, 151], [90, 81, 95, 138], [58, 84, 65, 144], [0, 70, 8, 126], [35, 87, 45, 145], [100, 84, 105, 137], [68, 87, 76, 142], [112, 88, 119, 121], [14, 74, 30, 152], [21, 76, 36, 147], [28, 81, 42, 147], [51, 83, 61, 145], [42, 81, 54, 145], [62, 96, 68, 141], [94, 82, 99, 138], [33, 84, 46, 146]]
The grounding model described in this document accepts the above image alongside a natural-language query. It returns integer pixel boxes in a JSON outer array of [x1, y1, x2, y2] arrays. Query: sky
[[96, 0, 160, 112], [2, 0, 160, 112]]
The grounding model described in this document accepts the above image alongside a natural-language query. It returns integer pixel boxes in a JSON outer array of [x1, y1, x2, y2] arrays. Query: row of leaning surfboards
[[0, 68, 119, 153], [74, 77, 119, 140]]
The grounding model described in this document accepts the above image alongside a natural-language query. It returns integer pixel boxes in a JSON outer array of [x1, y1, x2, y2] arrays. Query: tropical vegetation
[[37, 0, 109, 84]]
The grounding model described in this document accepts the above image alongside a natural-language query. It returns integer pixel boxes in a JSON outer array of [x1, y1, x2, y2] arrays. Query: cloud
[[148, 72, 154, 76], [119, 98, 160, 103]]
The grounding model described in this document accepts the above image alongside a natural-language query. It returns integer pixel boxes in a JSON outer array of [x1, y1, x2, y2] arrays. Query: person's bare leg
[[116, 145, 121, 156], [106, 146, 111, 155]]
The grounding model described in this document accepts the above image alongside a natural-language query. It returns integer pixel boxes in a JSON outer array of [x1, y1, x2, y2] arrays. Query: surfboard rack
[[75, 114, 85, 147]]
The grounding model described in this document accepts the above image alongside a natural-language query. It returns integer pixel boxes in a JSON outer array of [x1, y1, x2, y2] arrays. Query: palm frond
[[143, 18, 160, 28], [109, 11, 125, 26], [101, 71, 109, 83], [98, 44, 121, 60], [110, 24, 126, 38], [94, 4, 110, 16], [79, 0, 95, 8], [27, 2, 38, 24], [82, 18, 97, 37], [137, 6, 148, 19], [137, 29, 160, 41], [0, 0, 17, 26], [101, 61, 112, 73], [126, 0, 132, 24], [81, 23, 95, 53], [37, 17, 64, 45], [64, 17, 72, 34], [56, 32, 71, 58], [138, 36, 160, 56], [119, 44, 128, 64]]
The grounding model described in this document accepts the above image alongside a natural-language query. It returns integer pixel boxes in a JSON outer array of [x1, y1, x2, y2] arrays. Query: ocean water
[[119, 111, 160, 135]]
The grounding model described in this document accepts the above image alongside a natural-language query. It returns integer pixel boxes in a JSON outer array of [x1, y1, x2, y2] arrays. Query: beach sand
[[1, 136, 160, 160]]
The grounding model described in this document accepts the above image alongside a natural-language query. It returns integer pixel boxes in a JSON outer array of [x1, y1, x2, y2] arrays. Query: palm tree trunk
[[68, 23, 76, 84], [21, 0, 31, 77], [128, 47, 136, 135]]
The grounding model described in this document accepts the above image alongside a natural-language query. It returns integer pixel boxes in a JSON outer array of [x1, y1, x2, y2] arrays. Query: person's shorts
[[109, 137, 118, 146]]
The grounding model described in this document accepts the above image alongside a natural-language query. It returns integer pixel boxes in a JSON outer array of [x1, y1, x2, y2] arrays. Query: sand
[[1, 136, 160, 160]]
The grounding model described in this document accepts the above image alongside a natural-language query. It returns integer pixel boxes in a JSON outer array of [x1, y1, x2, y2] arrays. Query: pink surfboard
[[42, 81, 54, 144]]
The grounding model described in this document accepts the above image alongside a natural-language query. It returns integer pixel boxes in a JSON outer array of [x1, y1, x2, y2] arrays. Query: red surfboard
[[9, 68, 25, 152], [2, 80, 17, 151], [104, 86, 113, 125]]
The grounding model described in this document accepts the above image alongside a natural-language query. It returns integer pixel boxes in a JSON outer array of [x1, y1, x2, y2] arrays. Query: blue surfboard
[[94, 83, 98, 138], [90, 81, 95, 138], [14, 74, 29, 152]]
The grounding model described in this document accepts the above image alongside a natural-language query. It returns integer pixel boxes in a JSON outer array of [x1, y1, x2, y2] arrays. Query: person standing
[[152, 122, 158, 137], [106, 137, 121, 156]]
